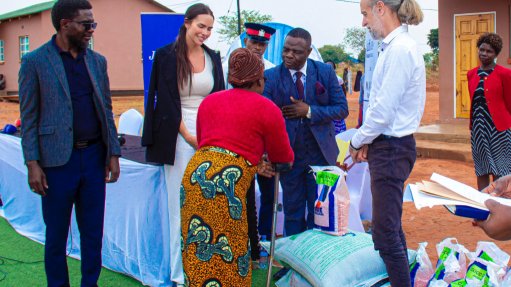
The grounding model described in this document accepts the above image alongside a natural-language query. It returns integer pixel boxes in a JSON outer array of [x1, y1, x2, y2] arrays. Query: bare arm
[[179, 120, 197, 150]]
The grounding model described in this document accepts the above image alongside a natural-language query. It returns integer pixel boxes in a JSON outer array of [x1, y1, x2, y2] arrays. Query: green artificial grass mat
[[0, 216, 277, 286]]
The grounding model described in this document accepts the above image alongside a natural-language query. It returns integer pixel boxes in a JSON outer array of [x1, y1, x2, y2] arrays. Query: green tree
[[342, 27, 366, 56], [217, 10, 272, 42], [318, 44, 351, 64], [423, 51, 439, 71], [427, 28, 439, 54], [358, 48, 366, 63]]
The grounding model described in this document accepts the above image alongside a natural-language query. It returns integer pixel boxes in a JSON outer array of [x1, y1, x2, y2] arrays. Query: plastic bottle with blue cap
[[259, 235, 268, 269]]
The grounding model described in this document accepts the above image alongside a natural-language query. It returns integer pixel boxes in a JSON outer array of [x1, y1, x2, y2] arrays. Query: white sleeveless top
[[179, 51, 214, 110]]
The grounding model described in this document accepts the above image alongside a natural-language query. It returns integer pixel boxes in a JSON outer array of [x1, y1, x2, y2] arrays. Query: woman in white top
[[141, 3, 225, 286]]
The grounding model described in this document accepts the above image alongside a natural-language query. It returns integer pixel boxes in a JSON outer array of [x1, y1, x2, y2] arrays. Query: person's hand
[[257, 157, 275, 178], [27, 160, 47, 196], [282, 97, 309, 119], [475, 199, 511, 241], [105, 156, 120, 183], [185, 135, 198, 150], [349, 144, 368, 163], [482, 175, 511, 198]]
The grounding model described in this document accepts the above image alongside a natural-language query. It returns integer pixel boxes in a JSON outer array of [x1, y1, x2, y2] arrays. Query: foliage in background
[[427, 28, 439, 54], [357, 48, 366, 63], [342, 27, 366, 56], [217, 10, 272, 42], [423, 52, 439, 71], [425, 28, 439, 71], [319, 44, 351, 64]]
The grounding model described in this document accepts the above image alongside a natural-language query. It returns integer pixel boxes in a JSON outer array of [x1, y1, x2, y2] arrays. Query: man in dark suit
[[263, 28, 348, 237], [18, 1, 120, 286]]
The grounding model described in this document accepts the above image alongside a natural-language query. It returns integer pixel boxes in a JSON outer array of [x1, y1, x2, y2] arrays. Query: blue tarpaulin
[[224, 22, 324, 65]]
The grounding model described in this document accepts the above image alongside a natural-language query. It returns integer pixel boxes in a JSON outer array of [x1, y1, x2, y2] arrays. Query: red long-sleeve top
[[467, 64, 511, 131], [197, 89, 294, 165]]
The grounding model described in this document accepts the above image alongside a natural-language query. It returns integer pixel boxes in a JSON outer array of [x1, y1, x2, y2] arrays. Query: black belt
[[74, 138, 101, 149], [374, 134, 413, 142]]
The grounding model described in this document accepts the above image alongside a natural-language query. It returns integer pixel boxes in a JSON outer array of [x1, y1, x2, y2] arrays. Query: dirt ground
[[1, 78, 509, 265]]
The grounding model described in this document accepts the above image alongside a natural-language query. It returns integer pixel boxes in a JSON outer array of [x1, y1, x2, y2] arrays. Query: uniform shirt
[[351, 25, 426, 148]]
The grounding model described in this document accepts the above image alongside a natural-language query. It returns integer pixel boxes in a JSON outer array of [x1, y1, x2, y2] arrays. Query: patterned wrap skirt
[[180, 146, 257, 287]]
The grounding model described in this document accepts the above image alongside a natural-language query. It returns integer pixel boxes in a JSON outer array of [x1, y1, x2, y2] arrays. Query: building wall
[[0, 12, 54, 93], [439, 0, 511, 122], [0, 0, 170, 93], [90, 0, 170, 92]]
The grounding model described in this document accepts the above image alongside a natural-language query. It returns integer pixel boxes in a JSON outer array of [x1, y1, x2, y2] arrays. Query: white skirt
[[164, 107, 197, 284]]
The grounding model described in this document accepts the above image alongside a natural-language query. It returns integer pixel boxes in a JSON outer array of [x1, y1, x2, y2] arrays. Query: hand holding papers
[[408, 173, 511, 220]]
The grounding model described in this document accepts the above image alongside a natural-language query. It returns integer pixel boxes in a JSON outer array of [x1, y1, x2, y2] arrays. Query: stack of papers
[[409, 173, 511, 214]]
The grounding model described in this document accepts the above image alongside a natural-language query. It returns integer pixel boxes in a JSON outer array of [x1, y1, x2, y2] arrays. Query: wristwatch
[[350, 141, 361, 151]]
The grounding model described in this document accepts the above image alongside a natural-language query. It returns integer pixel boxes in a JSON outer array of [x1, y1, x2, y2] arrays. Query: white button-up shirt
[[351, 25, 426, 148]]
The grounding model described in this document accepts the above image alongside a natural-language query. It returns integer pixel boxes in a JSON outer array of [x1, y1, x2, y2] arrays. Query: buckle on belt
[[74, 141, 89, 149], [74, 138, 99, 149]]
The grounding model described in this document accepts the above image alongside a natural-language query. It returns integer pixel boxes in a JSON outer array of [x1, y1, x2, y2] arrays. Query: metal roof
[[0, 1, 56, 22], [0, 0, 173, 22]]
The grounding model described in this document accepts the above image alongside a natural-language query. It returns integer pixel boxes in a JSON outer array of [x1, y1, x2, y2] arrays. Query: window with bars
[[19, 36, 29, 60], [0, 40, 4, 62]]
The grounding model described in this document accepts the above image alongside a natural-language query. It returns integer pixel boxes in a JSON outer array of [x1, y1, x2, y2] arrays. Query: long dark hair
[[176, 3, 214, 90]]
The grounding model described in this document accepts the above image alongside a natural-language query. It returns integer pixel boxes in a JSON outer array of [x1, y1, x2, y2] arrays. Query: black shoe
[[272, 267, 289, 281]]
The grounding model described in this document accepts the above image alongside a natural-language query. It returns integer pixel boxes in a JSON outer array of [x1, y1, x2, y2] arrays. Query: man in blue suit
[[263, 28, 348, 238], [18, 1, 120, 286]]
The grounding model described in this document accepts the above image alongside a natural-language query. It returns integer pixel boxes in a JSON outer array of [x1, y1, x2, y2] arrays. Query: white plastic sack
[[310, 166, 349, 236], [410, 242, 434, 287], [429, 238, 469, 283], [429, 279, 449, 287], [450, 241, 510, 287], [261, 230, 416, 287], [276, 269, 313, 287]]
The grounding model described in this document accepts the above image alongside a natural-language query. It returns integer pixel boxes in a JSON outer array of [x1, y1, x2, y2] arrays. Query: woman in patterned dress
[[180, 48, 294, 287], [141, 4, 224, 286], [467, 33, 511, 190]]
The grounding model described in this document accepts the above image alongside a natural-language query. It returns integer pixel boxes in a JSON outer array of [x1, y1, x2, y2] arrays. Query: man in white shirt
[[350, 0, 426, 286]]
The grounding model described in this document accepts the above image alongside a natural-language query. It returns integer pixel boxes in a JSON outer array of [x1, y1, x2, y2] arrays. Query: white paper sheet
[[408, 183, 485, 210], [431, 173, 511, 208]]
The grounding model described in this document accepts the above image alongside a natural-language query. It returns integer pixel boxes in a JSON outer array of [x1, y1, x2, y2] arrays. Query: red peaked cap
[[244, 22, 276, 43]]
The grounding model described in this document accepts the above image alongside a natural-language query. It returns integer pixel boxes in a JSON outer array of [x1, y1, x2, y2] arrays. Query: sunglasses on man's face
[[72, 21, 98, 30]]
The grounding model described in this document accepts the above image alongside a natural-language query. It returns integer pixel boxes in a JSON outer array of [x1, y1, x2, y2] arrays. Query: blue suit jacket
[[263, 59, 348, 165], [19, 39, 121, 168]]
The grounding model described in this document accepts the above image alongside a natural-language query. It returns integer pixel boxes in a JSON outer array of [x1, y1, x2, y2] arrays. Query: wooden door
[[455, 14, 494, 118]]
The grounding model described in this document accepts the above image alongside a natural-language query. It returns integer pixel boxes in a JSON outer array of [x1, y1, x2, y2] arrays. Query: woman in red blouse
[[180, 48, 293, 287], [467, 33, 511, 190]]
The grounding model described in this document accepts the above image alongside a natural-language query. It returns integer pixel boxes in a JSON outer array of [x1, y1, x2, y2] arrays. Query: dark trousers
[[368, 135, 416, 287], [42, 143, 106, 287], [256, 174, 274, 238], [281, 122, 328, 236], [246, 180, 260, 260]]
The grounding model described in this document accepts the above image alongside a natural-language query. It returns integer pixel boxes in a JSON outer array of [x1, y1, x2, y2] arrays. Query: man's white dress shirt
[[351, 25, 426, 148]]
